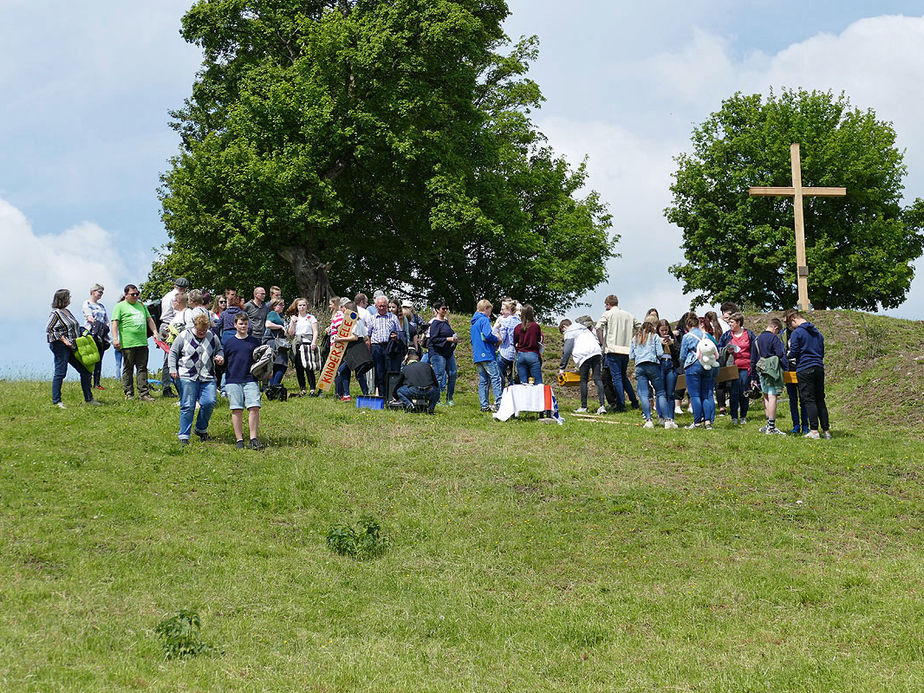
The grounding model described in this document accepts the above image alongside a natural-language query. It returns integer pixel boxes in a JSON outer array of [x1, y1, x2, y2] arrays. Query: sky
[[2, 0, 923, 378]]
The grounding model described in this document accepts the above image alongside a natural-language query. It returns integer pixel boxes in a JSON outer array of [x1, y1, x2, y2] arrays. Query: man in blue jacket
[[785, 310, 831, 439], [471, 299, 502, 412]]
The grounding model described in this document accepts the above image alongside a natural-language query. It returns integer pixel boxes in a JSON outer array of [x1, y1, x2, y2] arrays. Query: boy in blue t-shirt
[[224, 312, 264, 449]]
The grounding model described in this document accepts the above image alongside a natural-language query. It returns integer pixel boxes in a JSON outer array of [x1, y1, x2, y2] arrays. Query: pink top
[[731, 330, 751, 371]]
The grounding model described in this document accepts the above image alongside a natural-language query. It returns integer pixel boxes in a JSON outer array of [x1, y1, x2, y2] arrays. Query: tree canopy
[[149, 0, 615, 314], [665, 88, 924, 310]]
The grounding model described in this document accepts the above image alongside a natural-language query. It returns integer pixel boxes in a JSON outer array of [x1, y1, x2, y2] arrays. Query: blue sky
[[2, 1, 923, 377]]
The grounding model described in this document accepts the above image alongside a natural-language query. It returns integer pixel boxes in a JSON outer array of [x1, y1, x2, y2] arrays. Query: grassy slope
[[1, 311, 922, 691]]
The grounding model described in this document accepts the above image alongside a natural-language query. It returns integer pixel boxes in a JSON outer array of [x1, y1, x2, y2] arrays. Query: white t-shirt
[[292, 314, 318, 338], [352, 315, 368, 339]]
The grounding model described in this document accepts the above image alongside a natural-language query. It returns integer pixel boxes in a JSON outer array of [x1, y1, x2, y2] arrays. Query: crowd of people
[[46, 279, 833, 447]]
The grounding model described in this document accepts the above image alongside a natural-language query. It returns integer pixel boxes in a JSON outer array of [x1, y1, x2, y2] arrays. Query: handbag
[[297, 342, 322, 371], [74, 334, 101, 368]]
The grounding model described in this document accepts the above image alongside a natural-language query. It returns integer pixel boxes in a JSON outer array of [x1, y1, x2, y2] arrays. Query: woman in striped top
[[46, 289, 98, 408]]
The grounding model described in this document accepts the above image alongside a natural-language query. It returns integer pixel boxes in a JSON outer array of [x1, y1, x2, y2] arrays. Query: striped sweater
[[46, 308, 81, 343], [167, 329, 224, 381]]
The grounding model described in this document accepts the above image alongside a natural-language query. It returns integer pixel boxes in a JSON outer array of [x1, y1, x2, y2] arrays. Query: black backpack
[[265, 384, 288, 401]]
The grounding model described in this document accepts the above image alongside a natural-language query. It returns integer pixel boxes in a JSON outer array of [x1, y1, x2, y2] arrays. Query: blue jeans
[[497, 354, 515, 389], [729, 368, 752, 420], [270, 364, 286, 386], [604, 353, 638, 410], [785, 381, 808, 429], [114, 347, 122, 380], [335, 362, 370, 397], [428, 351, 457, 402], [635, 362, 669, 421], [685, 361, 716, 424], [515, 351, 542, 384], [396, 384, 439, 412], [50, 341, 93, 404], [659, 359, 678, 418], [178, 379, 217, 439], [475, 359, 503, 409], [372, 342, 401, 397]]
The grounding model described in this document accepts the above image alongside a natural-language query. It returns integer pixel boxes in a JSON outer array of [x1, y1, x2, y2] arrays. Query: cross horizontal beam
[[749, 186, 846, 197]]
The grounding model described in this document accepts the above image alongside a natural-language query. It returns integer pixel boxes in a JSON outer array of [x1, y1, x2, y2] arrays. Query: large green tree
[[149, 0, 615, 313], [665, 89, 924, 310]]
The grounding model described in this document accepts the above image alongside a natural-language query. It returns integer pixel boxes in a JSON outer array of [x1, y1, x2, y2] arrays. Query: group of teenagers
[[46, 279, 832, 447], [554, 296, 831, 438]]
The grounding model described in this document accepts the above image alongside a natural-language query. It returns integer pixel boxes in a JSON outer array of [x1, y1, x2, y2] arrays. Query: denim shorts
[[226, 381, 261, 410]]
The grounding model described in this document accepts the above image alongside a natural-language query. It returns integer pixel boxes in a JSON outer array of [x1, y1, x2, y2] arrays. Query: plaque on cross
[[748, 143, 846, 311]]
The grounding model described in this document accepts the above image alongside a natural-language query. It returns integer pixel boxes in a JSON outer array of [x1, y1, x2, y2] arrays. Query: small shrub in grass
[[155, 610, 220, 659], [326, 515, 390, 560]]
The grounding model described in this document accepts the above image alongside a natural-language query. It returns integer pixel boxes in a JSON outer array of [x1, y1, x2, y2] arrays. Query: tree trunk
[[278, 246, 335, 306]]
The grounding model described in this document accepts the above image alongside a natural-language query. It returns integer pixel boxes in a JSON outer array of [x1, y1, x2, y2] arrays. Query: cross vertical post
[[790, 143, 810, 310]]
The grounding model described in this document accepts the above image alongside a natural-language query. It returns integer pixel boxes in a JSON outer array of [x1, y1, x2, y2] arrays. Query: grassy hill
[[1, 310, 922, 690]]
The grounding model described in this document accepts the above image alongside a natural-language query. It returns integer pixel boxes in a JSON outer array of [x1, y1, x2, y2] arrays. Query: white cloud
[[544, 14, 924, 320], [537, 118, 694, 320], [0, 198, 133, 319]]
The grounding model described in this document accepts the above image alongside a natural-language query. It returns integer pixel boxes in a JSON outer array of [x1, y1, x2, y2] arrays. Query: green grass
[[2, 310, 923, 690]]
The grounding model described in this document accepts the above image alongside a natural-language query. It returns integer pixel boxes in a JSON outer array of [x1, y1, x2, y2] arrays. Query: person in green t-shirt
[[111, 283, 159, 400]]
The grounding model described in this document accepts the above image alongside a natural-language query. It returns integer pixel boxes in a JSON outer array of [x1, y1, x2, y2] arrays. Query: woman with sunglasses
[[210, 294, 226, 330]]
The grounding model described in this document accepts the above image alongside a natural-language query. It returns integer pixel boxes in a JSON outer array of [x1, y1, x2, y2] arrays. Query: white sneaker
[[740, 417, 747, 425], [687, 404, 694, 413], [664, 420, 678, 429], [685, 422, 701, 430], [758, 424, 769, 433], [804, 430, 820, 439], [573, 407, 588, 414], [54, 402, 67, 409], [643, 419, 654, 428], [674, 404, 683, 415], [767, 427, 786, 435], [704, 422, 714, 430], [595, 406, 607, 415]]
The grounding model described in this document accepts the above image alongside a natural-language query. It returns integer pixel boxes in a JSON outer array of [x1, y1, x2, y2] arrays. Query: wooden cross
[[749, 143, 846, 311]]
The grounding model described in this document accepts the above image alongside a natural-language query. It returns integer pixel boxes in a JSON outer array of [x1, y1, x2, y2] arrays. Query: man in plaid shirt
[[368, 295, 401, 396]]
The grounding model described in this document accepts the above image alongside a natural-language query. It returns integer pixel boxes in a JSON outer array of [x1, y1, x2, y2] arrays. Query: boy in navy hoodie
[[785, 310, 831, 439], [755, 318, 789, 435]]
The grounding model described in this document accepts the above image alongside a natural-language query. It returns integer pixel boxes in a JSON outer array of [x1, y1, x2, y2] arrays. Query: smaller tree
[[665, 89, 924, 310]]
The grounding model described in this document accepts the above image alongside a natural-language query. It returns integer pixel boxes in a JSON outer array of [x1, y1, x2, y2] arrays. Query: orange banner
[[317, 311, 357, 394]]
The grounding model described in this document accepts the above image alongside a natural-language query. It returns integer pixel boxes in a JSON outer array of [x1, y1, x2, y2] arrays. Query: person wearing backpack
[[755, 318, 789, 435], [678, 314, 719, 430]]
